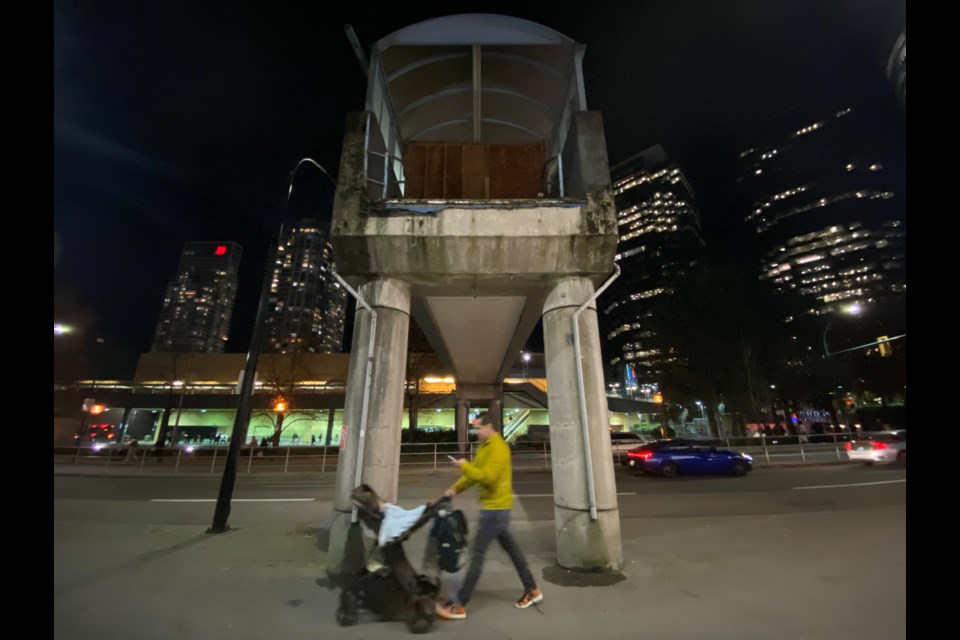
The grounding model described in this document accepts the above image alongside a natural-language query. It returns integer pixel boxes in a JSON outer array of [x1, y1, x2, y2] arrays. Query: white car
[[845, 430, 906, 466], [609, 431, 653, 458]]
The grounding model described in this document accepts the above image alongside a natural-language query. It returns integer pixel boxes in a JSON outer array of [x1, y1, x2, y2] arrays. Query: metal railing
[[543, 155, 565, 197], [54, 434, 851, 476], [363, 112, 405, 199], [612, 433, 851, 466]]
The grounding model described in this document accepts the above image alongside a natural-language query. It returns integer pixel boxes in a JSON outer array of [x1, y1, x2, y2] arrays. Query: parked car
[[845, 430, 906, 466], [609, 431, 653, 458], [624, 439, 753, 477]]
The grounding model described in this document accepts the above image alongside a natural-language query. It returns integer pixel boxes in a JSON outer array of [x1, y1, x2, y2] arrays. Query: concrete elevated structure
[[328, 14, 622, 572]]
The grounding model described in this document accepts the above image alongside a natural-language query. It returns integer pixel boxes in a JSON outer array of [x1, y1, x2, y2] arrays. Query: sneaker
[[515, 587, 543, 609], [436, 601, 466, 620]]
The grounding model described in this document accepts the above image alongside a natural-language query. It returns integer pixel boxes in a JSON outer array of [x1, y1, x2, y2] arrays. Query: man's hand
[[451, 457, 467, 468], [443, 488, 457, 498]]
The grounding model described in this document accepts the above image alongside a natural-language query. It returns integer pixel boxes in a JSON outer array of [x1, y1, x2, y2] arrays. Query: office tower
[[151, 241, 242, 353]]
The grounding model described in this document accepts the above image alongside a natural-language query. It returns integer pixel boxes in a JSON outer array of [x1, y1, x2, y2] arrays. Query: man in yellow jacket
[[436, 412, 543, 620]]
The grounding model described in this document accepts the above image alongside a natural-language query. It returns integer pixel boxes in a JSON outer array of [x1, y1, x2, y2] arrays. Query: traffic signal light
[[877, 336, 893, 357]]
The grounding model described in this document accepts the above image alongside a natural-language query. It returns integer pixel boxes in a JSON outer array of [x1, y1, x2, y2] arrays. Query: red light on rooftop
[[215, 245, 227, 256]]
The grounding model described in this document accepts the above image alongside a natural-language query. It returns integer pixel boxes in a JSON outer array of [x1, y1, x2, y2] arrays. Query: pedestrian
[[435, 412, 542, 620], [292, 433, 299, 445], [311, 434, 317, 446], [260, 436, 269, 448], [125, 438, 139, 462]]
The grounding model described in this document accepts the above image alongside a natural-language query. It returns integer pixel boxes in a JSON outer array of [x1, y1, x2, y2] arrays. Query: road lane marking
[[261, 484, 335, 488], [149, 498, 316, 503], [515, 492, 636, 498], [792, 479, 906, 490]]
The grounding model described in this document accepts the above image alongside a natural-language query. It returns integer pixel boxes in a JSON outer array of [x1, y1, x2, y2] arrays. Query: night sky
[[53, 1, 906, 377]]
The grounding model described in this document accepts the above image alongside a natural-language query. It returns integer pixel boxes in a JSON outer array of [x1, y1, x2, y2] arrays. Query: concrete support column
[[156, 408, 172, 446], [455, 398, 469, 454], [117, 407, 133, 442], [489, 396, 503, 432], [328, 278, 411, 568], [543, 276, 623, 571], [455, 384, 502, 453]]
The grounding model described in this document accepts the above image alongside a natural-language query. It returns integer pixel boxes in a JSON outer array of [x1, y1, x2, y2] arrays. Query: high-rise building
[[264, 220, 347, 353], [601, 145, 705, 396], [151, 241, 242, 353], [887, 27, 906, 112], [736, 106, 906, 359]]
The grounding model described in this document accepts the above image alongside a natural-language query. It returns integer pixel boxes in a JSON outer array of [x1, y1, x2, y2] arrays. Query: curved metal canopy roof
[[368, 14, 585, 148]]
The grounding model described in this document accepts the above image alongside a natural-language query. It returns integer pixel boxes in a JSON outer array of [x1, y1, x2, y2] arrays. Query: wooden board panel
[[424, 145, 446, 200], [443, 145, 462, 199], [461, 144, 488, 199], [488, 143, 545, 198], [403, 144, 426, 198], [403, 142, 545, 199]]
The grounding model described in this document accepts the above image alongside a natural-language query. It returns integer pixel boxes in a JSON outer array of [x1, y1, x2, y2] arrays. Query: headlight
[[741, 453, 753, 461]]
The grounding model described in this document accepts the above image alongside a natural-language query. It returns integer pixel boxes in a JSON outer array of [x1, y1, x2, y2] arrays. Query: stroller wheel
[[407, 612, 433, 634], [407, 597, 435, 634], [336, 589, 359, 627]]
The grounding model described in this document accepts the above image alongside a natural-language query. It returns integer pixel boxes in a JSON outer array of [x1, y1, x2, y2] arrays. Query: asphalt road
[[54, 464, 906, 525]]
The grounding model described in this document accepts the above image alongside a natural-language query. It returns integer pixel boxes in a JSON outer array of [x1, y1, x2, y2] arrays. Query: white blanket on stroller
[[378, 503, 427, 547]]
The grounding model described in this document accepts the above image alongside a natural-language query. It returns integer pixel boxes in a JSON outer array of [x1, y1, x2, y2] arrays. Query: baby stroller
[[328, 484, 459, 634]]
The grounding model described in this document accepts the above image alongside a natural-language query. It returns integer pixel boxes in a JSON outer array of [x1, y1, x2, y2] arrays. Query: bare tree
[[257, 352, 324, 446], [404, 320, 434, 443]]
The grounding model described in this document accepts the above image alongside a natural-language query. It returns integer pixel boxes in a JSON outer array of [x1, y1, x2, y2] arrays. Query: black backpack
[[430, 507, 469, 573]]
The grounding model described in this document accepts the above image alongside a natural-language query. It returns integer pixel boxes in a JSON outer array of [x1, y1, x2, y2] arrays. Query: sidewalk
[[55, 470, 904, 639]]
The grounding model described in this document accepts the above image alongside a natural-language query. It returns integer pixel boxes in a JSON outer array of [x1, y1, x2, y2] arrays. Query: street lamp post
[[823, 303, 862, 357], [522, 351, 531, 381], [209, 158, 336, 534], [695, 400, 707, 434]]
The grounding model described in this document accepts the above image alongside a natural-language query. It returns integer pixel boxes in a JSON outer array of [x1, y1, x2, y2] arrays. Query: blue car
[[624, 439, 753, 477]]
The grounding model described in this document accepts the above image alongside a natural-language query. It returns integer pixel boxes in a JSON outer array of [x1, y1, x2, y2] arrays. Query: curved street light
[[823, 303, 862, 357], [210, 158, 337, 534], [823, 303, 905, 358]]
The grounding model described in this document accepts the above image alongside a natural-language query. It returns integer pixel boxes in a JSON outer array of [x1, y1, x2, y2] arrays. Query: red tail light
[[845, 442, 852, 450], [872, 441, 888, 450], [628, 451, 653, 460]]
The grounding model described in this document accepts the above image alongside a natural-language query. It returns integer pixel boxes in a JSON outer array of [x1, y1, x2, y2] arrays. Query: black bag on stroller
[[328, 484, 459, 634], [430, 503, 468, 573]]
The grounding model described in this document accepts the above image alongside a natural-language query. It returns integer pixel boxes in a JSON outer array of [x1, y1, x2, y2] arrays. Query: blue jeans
[[456, 509, 537, 605]]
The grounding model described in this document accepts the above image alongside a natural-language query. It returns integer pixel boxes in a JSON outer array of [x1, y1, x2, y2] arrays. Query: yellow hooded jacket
[[453, 432, 513, 510]]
